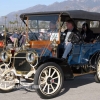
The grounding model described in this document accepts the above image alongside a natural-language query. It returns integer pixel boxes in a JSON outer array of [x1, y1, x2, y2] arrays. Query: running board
[[74, 71, 96, 77]]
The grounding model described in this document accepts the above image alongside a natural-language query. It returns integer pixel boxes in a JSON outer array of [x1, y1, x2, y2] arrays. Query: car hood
[[28, 48, 52, 57]]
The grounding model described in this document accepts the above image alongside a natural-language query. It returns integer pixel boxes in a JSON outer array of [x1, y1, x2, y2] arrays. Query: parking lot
[[0, 73, 100, 100]]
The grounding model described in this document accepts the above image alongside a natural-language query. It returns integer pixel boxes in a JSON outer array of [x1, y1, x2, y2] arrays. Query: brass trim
[[16, 71, 29, 75]]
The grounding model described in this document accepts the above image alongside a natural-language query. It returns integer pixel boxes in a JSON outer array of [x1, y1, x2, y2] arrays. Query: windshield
[[26, 15, 59, 41]]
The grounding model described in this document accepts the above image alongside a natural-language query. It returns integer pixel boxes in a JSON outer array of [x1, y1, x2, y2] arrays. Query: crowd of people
[[9, 30, 26, 47], [0, 30, 27, 49]]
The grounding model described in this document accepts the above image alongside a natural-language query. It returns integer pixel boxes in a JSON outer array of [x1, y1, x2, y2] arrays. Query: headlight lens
[[0, 51, 10, 62], [26, 52, 37, 64]]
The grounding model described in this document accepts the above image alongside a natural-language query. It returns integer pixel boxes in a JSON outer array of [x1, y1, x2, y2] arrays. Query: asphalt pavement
[[0, 73, 100, 100]]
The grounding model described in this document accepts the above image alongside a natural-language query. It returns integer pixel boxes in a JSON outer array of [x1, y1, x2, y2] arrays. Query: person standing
[[18, 31, 26, 47], [10, 30, 21, 47]]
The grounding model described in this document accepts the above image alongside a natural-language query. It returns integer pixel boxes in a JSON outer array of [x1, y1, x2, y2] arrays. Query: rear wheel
[[94, 74, 100, 83], [34, 62, 64, 99], [95, 57, 100, 83]]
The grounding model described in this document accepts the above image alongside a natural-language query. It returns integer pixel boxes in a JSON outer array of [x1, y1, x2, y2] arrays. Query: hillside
[[1, 0, 100, 24]]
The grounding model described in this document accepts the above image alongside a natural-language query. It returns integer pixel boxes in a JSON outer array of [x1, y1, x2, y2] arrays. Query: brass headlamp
[[0, 51, 11, 62], [26, 51, 38, 64], [51, 39, 58, 51]]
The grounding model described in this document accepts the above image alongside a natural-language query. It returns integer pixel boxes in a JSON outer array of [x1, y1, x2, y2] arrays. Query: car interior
[[58, 16, 100, 58]]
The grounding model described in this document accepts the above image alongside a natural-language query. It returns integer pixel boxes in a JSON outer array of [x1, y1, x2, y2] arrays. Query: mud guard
[[43, 57, 74, 79]]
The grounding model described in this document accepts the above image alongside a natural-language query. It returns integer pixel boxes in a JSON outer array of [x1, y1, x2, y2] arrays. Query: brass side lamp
[[51, 39, 58, 55]]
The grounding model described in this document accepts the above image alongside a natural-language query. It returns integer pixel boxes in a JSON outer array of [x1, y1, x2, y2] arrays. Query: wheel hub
[[47, 77, 52, 84], [3, 71, 15, 81]]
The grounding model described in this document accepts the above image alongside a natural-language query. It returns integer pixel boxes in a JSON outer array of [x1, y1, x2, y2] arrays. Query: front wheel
[[34, 62, 64, 99], [0, 70, 16, 92], [95, 57, 100, 83]]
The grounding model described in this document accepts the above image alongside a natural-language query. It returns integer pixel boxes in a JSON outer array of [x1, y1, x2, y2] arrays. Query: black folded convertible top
[[20, 10, 100, 21]]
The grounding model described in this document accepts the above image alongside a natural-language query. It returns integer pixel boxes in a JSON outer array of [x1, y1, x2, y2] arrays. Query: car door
[[80, 43, 93, 64], [68, 44, 81, 65], [68, 43, 93, 65]]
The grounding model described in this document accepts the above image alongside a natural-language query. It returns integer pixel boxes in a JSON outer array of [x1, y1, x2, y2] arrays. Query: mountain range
[[1, 0, 100, 24]]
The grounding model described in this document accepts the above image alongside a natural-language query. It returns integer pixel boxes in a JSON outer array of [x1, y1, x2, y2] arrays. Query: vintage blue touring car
[[0, 10, 100, 99]]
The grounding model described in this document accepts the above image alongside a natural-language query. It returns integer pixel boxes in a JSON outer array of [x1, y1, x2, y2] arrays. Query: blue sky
[[0, 0, 65, 16]]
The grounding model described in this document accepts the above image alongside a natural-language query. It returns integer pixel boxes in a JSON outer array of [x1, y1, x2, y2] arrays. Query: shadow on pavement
[[58, 73, 95, 97], [0, 73, 96, 98]]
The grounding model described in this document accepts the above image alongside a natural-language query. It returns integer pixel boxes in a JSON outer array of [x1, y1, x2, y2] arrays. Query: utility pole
[[4, 16, 7, 31], [15, 14, 18, 30]]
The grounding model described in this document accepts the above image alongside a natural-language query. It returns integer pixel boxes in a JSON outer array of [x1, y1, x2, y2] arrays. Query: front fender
[[44, 57, 63, 64], [37, 57, 74, 79]]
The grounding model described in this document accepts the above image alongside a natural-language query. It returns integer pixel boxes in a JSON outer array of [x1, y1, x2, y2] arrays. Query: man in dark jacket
[[62, 19, 80, 60]]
